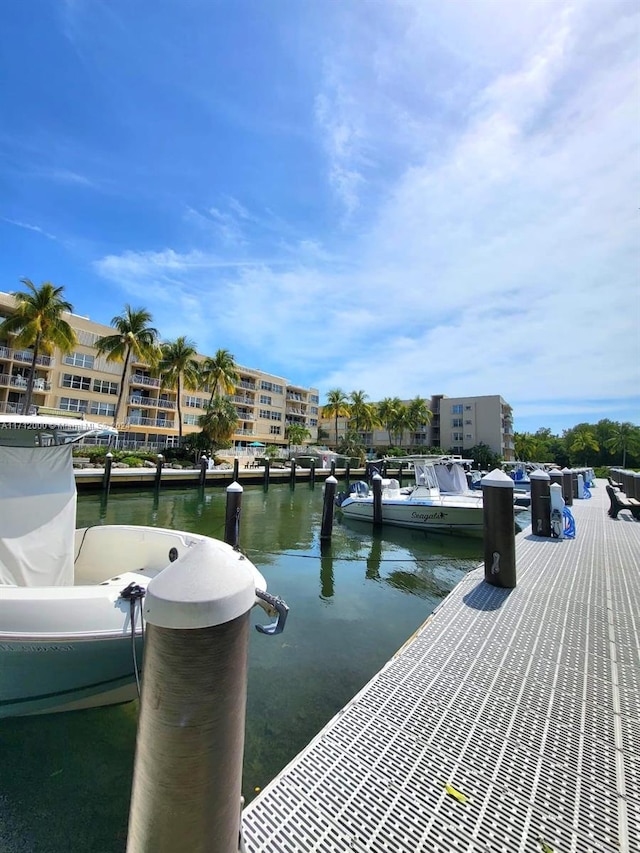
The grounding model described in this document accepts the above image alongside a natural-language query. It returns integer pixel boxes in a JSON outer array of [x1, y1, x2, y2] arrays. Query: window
[[260, 380, 283, 394], [93, 379, 118, 395], [309, 418, 317, 427], [185, 395, 205, 408], [90, 401, 116, 417], [310, 406, 318, 415], [310, 395, 319, 404], [63, 352, 94, 369], [465, 405, 472, 411], [271, 411, 282, 421], [59, 396, 88, 413], [465, 419, 472, 425], [451, 404, 463, 414], [259, 394, 272, 405], [62, 373, 91, 391], [452, 418, 463, 428], [452, 431, 463, 442], [184, 413, 200, 425], [269, 425, 281, 435], [465, 433, 473, 439], [258, 409, 270, 419]]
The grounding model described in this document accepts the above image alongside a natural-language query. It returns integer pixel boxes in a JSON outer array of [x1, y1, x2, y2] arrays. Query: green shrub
[[121, 456, 145, 468]]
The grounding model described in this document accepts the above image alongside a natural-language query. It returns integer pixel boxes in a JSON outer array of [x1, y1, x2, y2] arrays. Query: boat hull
[[339, 497, 485, 535], [0, 634, 142, 717]]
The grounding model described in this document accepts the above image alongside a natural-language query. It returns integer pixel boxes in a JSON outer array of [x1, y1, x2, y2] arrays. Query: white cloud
[[94, 0, 640, 427]]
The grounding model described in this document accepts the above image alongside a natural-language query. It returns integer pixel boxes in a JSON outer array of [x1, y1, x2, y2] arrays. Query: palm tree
[[95, 305, 160, 426], [377, 397, 403, 446], [0, 279, 77, 414], [285, 422, 310, 450], [407, 396, 432, 446], [199, 396, 239, 448], [322, 389, 350, 448], [200, 349, 239, 406], [569, 427, 599, 466], [348, 390, 380, 436], [606, 422, 640, 467], [514, 432, 536, 461], [158, 336, 200, 441]]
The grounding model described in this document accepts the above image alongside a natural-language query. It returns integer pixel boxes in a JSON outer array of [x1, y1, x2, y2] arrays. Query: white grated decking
[[242, 481, 640, 852]]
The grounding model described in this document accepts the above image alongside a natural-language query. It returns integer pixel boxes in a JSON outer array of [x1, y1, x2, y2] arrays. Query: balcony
[[238, 380, 256, 390], [231, 395, 255, 405], [128, 395, 176, 410], [234, 428, 256, 436], [130, 374, 161, 388], [12, 349, 54, 367], [0, 373, 48, 390], [126, 417, 175, 429], [0, 401, 38, 414]]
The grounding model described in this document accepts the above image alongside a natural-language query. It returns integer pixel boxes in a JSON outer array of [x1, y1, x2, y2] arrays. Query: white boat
[[336, 457, 527, 535], [0, 415, 267, 718]]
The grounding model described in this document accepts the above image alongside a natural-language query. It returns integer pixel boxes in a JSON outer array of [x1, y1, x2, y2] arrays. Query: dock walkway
[[242, 482, 639, 852]]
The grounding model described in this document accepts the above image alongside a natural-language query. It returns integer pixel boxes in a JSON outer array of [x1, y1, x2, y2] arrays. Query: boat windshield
[[413, 462, 439, 490]]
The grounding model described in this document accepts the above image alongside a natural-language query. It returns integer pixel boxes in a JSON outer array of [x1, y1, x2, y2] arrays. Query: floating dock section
[[242, 481, 639, 852]]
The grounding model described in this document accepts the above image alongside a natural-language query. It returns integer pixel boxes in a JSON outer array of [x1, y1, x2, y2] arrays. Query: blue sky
[[1, 0, 638, 435]]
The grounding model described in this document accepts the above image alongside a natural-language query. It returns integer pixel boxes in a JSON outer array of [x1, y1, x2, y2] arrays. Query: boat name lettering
[[411, 511, 447, 521], [0, 643, 74, 652]]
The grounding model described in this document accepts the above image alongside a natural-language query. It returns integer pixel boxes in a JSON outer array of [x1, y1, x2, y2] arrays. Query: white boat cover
[[433, 463, 468, 494], [0, 445, 76, 586]]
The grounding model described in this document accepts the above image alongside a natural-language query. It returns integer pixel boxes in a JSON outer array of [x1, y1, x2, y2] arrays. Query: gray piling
[[572, 469, 579, 499], [634, 472, 640, 500], [549, 470, 563, 490], [154, 454, 163, 490], [126, 540, 257, 853], [199, 455, 208, 487], [263, 459, 270, 491], [330, 459, 336, 477], [320, 475, 338, 540], [232, 458, 239, 483], [397, 462, 403, 488], [345, 460, 351, 488], [481, 469, 516, 588], [561, 468, 573, 506], [310, 459, 316, 488], [289, 459, 296, 490], [224, 482, 243, 548], [102, 451, 113, 494], [372, 473, 383, 529], [530, 469, 551, 537]]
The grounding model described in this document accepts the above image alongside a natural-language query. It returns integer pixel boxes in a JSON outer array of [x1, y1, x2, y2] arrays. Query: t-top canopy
[[0, 414, 118, 447]]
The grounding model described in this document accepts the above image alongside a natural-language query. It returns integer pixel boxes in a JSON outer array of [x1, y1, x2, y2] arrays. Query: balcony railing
[[130, 374, 161, 388], [126, 417, 175, 428], [231, 395, 255, 405], [0, 374, 48, 390], [238, 380, 256, 390], [0, 401, 38, 414], [12, 349, 54, 367], [129, 395, 176, 409], [234, 428, 255, 436]]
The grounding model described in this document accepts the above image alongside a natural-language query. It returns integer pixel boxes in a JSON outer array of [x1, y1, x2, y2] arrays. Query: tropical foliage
[[198, 395, 239, 448], [158, 336, 200, 440], [0, 279, 77, 413], [285, 422, 311, 449], [95, 305, 160, 426], [322, 388, 351, 446], [200, 348, 239, 405]]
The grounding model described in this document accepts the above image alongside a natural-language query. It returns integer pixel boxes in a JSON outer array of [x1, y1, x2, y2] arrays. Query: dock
[[242, 481, 639, 852]]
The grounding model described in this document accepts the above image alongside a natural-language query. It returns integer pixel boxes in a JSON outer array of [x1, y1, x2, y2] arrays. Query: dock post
[[154, 454, 163, 490], [102, 451, 113, 495], [289, 459, 296, 490], [481, 469, 516, 588], [263, 459, 270, 491], [549, 470, 562, 491], [572, 469, 579, 500], [224, 482, 243, 548], [397, 462, 403, 488], [330, 460, 336, 477], [126, 540, 257, 853], [199, 455, 208, 487], [310, 459, 316, 488], [232, 458, 239, 483], [561, 468, 573, 506], [319, 541, 334, 599], [320, 475, 338, 540], [345, 460, 351, 488], [372, 473, 383, 529], [634, 472, 640, 500], [530, 469, 551, 537]]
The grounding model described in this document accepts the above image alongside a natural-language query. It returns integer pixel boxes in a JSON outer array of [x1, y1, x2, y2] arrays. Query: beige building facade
[[320, 393, 515, 460], [0, 292, 319, 451]]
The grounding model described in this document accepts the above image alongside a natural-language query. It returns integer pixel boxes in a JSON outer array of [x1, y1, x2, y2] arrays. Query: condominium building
[[319, 393, 515, 460], [0, 292, 319, 450]]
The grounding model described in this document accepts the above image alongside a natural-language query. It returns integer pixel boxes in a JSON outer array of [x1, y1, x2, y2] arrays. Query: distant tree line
[[514, 421, 640, 469]]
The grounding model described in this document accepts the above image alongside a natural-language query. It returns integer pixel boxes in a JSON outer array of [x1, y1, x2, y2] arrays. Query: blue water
[[0, 483, 484, 852]]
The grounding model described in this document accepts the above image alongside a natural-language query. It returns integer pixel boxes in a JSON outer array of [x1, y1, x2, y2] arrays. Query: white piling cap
[[226, 481, 243, 493], [144, 538, 257, 629], [325, 475, 338, 484], [529, 469, 550, 480], [481, 468, 514, 488]]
